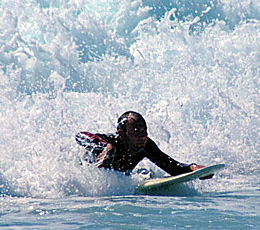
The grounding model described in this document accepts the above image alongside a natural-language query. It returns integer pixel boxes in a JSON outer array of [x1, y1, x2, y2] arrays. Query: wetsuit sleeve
[[145, 138, 193, 176], [75, 132, 108, 146]]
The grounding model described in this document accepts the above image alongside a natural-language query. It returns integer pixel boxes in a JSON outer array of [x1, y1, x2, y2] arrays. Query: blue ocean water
[[0, 0, 259, 229]]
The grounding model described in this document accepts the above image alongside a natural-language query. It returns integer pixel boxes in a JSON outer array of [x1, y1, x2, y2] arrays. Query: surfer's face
[[125, 115, 148, 152]]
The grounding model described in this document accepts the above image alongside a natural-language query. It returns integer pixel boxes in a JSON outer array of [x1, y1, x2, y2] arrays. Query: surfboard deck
[[136, 164, 225, 193]]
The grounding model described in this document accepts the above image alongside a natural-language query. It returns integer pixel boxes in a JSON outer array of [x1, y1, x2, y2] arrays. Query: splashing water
[[0, 0, 259, 198]]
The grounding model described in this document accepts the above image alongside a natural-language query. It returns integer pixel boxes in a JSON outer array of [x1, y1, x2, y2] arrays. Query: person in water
[[75, 111, 204, 176]]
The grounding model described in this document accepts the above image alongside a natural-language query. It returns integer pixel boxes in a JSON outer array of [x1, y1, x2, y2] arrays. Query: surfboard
[[136, 164, 225, 194]]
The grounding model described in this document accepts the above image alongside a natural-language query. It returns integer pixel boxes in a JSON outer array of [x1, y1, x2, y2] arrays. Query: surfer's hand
[[190, 164, 215, 180], [190, 164, 205, 171]]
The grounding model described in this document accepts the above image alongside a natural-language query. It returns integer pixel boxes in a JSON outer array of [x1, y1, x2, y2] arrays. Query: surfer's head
[[117, 111, 148, 151]]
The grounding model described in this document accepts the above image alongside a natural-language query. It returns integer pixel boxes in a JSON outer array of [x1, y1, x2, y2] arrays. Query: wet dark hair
[[117, 111, 145, 131]]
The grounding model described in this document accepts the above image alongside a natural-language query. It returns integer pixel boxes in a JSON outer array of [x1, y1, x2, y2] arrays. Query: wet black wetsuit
[[75, 132, 193, 176]]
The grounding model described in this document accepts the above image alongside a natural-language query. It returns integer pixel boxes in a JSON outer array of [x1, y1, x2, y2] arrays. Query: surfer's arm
[[146, 138, 200, 176], [75, 131, 116, 167], [94, 143, 115, 169]]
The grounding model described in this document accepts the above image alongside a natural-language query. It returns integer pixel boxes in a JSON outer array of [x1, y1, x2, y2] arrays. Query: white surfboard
[[136, 164, 225, 193]]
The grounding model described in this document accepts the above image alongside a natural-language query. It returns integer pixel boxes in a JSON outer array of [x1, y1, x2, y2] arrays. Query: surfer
[[75, 111, 204, 176]]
